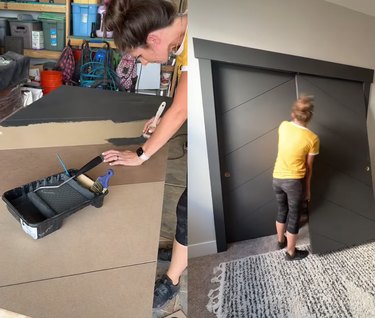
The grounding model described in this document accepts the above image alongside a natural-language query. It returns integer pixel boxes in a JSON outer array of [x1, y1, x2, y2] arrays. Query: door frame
[[193, 38, 374, 252]]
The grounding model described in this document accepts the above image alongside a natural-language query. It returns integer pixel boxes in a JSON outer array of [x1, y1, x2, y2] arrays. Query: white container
[[32, 30, 44, 49]]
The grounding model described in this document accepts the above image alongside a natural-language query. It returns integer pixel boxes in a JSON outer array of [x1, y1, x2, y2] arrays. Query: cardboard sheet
[[0, 144, 168, 195], [0, 182, 164, 287], [0, 120, 146, 150], [0, 263, 155, 318]]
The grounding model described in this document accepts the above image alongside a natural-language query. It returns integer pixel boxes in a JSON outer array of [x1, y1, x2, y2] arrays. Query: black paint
[[106, 136, 146, 146], [1, 86, 172, 127]]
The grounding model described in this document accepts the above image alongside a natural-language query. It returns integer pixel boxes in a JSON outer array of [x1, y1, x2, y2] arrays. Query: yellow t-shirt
[[273, 121, 319, 179], [176, 30, 188, 78]]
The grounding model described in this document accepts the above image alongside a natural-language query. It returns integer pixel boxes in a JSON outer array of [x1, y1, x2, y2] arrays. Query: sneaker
[[285, 248, 309, 261], [277, 236, 287, 249], [153, 274, 180, 309]]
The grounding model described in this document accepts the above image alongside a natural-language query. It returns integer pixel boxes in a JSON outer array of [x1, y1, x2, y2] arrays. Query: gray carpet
[[206, 241, 375, 318], [188, 226, 309, 318]]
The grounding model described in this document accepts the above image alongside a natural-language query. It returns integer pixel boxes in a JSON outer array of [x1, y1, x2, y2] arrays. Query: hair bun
[[292, 95, 314, 123]]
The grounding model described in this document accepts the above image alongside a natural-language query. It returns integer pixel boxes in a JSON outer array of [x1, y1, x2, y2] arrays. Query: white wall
[[188, 0, 375, 257]]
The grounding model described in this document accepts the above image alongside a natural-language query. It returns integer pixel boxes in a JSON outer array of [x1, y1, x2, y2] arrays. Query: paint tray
[[2, 169, 106, 239]]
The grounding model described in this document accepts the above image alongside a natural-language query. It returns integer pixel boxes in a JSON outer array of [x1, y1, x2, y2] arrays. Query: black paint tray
[[2, 169, 106, 239]]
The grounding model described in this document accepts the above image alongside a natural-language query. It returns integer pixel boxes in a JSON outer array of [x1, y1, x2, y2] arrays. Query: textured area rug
[[207, 242, 375, 318]]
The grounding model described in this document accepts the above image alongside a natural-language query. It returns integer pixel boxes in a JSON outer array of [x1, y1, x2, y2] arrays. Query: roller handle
[[73, 155, 104, 178]]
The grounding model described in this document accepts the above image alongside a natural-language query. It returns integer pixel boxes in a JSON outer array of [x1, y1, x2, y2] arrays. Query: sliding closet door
[[297, 75, 375, 253], [212, 62, 296, 242]]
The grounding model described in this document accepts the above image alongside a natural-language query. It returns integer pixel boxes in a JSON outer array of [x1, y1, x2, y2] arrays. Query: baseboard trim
[[188, 240, 217, 258]]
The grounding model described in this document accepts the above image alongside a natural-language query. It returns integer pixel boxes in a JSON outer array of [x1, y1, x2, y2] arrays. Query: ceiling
[[325, 0, 375, 18]]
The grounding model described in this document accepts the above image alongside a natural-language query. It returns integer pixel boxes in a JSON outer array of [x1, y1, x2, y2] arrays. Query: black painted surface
[[299, 75, 375, 253], [213, 63, 296, 242], [106, 136, 146, 146], [1, 86, 172, 126]]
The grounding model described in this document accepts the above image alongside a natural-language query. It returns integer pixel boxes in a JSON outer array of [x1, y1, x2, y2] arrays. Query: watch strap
[[137, 147, 150, 161]]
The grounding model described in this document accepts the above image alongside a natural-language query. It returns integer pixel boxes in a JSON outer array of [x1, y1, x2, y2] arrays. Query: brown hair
[[105, 0, 177, 52], [292, 95, 314, 123]]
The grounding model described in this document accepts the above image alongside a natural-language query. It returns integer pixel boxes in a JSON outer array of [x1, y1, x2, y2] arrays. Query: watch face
[[136, 147, 143, 157]]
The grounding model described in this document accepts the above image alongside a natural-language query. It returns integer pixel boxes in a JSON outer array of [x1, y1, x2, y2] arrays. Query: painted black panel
[[299, 75, 375, 253], [1, 86, 172, 126], [213, 64, 295, 242], [312, 161, 375, 221], [212, 64, 295, 155], [221, 81, 295, 155], [310, 200, 375, 254], [225, 171, 277, 242], [224, 129, 278, 191], [212, 62, 293, 113]]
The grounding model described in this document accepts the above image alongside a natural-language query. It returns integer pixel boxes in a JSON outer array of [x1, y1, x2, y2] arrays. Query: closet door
[[298, 75, 375, 253], [212, 62, 296, 242]]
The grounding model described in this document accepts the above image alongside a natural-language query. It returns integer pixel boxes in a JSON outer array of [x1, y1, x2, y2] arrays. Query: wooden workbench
[[0, 87, 170, 317]]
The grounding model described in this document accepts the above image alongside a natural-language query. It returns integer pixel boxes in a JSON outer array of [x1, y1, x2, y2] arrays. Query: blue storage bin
[[72, 3, 98, 37]]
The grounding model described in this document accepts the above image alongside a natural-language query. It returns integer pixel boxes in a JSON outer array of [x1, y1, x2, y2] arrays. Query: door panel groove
[[221, 78, 295, 114], [302, 76, 366, 117], [227, 166, 273, 194], [318, 158, 372, 188], [321, 198, 375, 221], [223, 126, 278, 157]]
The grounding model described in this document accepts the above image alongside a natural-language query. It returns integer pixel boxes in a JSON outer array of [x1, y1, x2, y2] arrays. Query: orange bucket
[[41, 70, 63, 95]]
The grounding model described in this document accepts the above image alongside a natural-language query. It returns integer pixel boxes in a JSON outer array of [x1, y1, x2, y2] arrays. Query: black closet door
[[298, 75, 375, 254], [212, 63, 296, 242]]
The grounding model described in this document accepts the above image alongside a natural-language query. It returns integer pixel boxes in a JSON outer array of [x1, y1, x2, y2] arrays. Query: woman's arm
[[305, 154, 315, 201], [103, 71, 187, 166], [143, 71, 187, 156]]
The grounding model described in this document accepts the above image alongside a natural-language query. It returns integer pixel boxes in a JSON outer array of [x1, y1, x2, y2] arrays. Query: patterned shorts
[[272, 178, 304, 234]]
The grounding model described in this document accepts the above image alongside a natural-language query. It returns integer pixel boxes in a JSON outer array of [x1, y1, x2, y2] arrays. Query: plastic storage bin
[[42, 19, 65, 51], [0, 18, 10, 48], [73, 0, 99, 3], [9, 20, 42, 49], [72, 3, 98, 37], [2, 169, 107, 239]]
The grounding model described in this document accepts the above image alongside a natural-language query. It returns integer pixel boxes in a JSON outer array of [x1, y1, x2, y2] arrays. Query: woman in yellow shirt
[[103, 0, 187, 309], [273, 96, 319, 261]]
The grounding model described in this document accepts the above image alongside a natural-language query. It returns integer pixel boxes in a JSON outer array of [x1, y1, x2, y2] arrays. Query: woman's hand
[[305, 190, 311, 202], [102, 149, 144, 166], [143, 116, 161, 135]]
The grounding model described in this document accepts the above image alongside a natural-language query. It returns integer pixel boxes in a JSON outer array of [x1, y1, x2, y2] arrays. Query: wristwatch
[[136, 147, 150, 161]]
